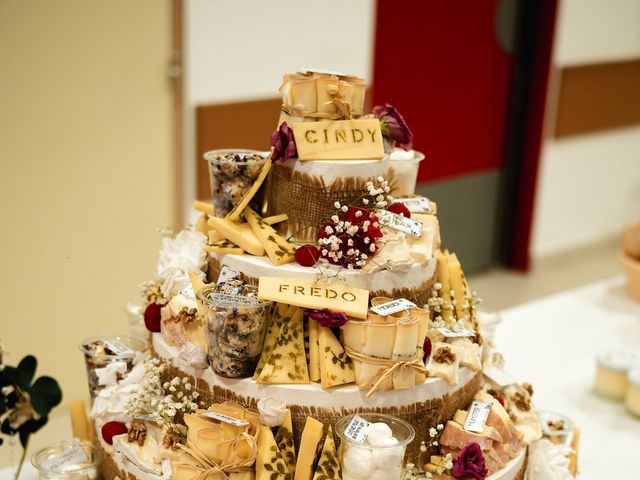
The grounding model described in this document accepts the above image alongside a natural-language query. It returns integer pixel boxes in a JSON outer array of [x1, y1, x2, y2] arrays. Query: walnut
[[511, 391, 531, 412], [433, 346, 456, 364], [474, 332, 484, 346], [547, 419, 566, 432], [142, 281, 164, 304], [128, 420, 147, 446], [487, 388, 502, 399], [163, 429, 183, 450], [176, 307, 199, 324], [523, 382, 534, 396]]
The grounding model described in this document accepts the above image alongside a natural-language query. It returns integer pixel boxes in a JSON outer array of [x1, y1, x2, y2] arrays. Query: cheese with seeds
[[204, 240, 244, 255], [318, 326, 355, 388], [256, 425, 292, 480], [294, 417, 324, 480], [275, 410, 297, 475], [312, 426, 340, 480], [254, 304, 294, 379], [207, 217, 264, 256], [308, 317, 321, 382], [263, 213, 289, 225], [245, 207, 295, 265]]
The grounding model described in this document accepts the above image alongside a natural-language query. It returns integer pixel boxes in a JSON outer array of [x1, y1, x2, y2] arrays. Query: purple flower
[[306, 309, 348, 328], [372, 104, 413, 150], [271, 122, 297, 162], [451, 443, 488, 480]]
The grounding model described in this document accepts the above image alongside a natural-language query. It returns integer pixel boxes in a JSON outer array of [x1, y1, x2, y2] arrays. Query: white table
[[496, 275, 640, 479]]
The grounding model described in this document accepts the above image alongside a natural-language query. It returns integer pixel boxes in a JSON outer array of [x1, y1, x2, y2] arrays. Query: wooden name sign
[[258, 276, 369, 319], [291, 119, 385, 161]]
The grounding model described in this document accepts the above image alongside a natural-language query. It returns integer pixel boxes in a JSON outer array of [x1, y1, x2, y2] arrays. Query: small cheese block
[[254, 303, 294, 378], [204, 240, 244, 255], [256, 309, 310, 384], [256, 425, 292, 480], [308, 317, 321, 382], [207, 229, 224, 244], [408, 214, 441, 264], [226, 157, 273, 221], [193, 199, 215, 215], [450, 338, 481, 371], [318, 326, 355, 389], [195, 213, 209, 235], [263, 213, 289, 226], [436, 250, 454, 322], [294, 417, 325, 480], [312, 426, 340, 480], [245, 207, 295, 265], [208, 217, 264, 256], [448, 253, 470, 324], [392, 317, 419, 390], [275, 410, 297, 475]]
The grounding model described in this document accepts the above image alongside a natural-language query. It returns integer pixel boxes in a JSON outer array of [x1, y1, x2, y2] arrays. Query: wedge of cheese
[[312, 426, 340, 480], [448, 252, 470, 323], [207, 229, 224, 244], [245, 207, 295, 265], [318, 326, 355, 389], [254, 304, 295, 379], [294, 417, 324, 480], [256, 308, 310, 384], [256, 425, 292, 480], [308, 317, 321, 382], [195, 213, 209, 234], [226, 156, 273, 221], [204, 240, 244, 255], [263, 213, 289, 226], [208, 217, 264, 256], [436, 250, 454, 322], [275, 410, 297, 475]]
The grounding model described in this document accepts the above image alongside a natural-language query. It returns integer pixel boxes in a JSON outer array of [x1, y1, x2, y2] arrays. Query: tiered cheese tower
[[83, 70, 575, 480]]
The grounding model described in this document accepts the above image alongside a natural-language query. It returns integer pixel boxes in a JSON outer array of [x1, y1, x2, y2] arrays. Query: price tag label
[[180, 283, 196, 300], [41, 445, 89, 471], [483, 367, 516, 387], [377, 210, 423, 237], [104, 340, 135, 357], [370, 298, 416, 316], [217, 266, 241, 285], [344, 415, 370, 444], [207, 292, 259, 305], [394, 197, 432, 213], [437, 326, 475, 338], [201, 411, 250, 427], [464, 400, 492, 433]]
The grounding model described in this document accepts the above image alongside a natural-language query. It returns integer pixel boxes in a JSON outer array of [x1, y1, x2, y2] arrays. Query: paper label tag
[[344, 415, 370, 444], [180, 283, 196, 300], [394, 197, 432, 213], [217, 266, 241, 285], [370, 298, 416, 316], [377, 210, 423, 237], [41, 445, 89, 471], [207, 292, 259, 305], [437, 326, 475, 338], [483, 367, 516, 387], [464, 400, 492, 433], [201, 412, 250, 427], [104, 340, 135, 357]]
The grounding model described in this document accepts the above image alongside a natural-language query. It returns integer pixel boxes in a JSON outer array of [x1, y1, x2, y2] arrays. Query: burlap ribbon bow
[[345, 346, 430, 398], [176, 433, 257, 480]]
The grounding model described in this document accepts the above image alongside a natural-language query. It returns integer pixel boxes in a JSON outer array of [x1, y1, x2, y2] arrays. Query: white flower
[[429, 427, 437, 437], [341, 205, 348, 212], [334, 201, 341, 208], [331, 215, 339, 223]]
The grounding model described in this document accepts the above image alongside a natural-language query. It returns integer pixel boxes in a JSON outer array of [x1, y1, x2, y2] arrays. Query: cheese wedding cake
[[78, 69, 579, 480]]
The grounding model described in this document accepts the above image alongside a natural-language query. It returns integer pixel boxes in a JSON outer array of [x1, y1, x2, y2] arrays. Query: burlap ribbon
[[282, 84, 354, 121], [344, 346, 429, 398], [176, 434, 257, 480]]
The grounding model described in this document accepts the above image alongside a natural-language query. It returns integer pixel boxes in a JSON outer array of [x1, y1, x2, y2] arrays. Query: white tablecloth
[[496, 275, 640, 478]]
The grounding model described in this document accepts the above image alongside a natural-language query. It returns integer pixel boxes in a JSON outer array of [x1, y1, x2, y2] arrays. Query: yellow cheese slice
[[448, 252, 470, 324], [207, 217, 264, 256], [312, 426, 340, 480], [256, 425, 292, 480], [256, 308, 310, 384], [204, 240, 245, 255], [294, 417, 324, 480], [275, 410, 297, 475], [245, 207, 295, 265], [226, 155, 273, 221], [195, 213, 209, 234], [207, 229, 224, 244], [263, 213, 289, 226], [308, 317, 321, 382], [254, 304, 295, 379], [436, 250, 454, 322], [193, 199, 215, 215], [69, 400, 91, 441], [318, 326, 355, 389]]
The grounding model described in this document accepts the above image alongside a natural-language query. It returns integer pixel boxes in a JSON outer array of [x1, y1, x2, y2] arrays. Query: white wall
[[531, 0, 640, 257], [183, 0, 376, 215]]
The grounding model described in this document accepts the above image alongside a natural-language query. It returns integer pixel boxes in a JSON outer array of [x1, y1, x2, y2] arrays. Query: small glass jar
[[625, 367, 640, 417], [124, 302, 148, 342], [79, 334, 146, 401], [203, 149, 269, 217], [594, 349, 640, 400], [198, 285, 273, 378], [31, 439, 100, 479], [539, 410, 574, 445], [336, 413, 414, 480], [388, 149, 426, 197]]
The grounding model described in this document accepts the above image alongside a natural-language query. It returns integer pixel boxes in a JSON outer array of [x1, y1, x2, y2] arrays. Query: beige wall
[[0, 1, 174, 405]]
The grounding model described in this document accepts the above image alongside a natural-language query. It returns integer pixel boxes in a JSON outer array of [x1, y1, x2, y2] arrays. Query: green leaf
[[16, 356, 37, 390], [28, 377, 62, 416]]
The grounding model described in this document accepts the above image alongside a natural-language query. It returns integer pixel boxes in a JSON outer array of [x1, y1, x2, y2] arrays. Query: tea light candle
[[594, 350, 640, 400], [625, 367, 640, 417]]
